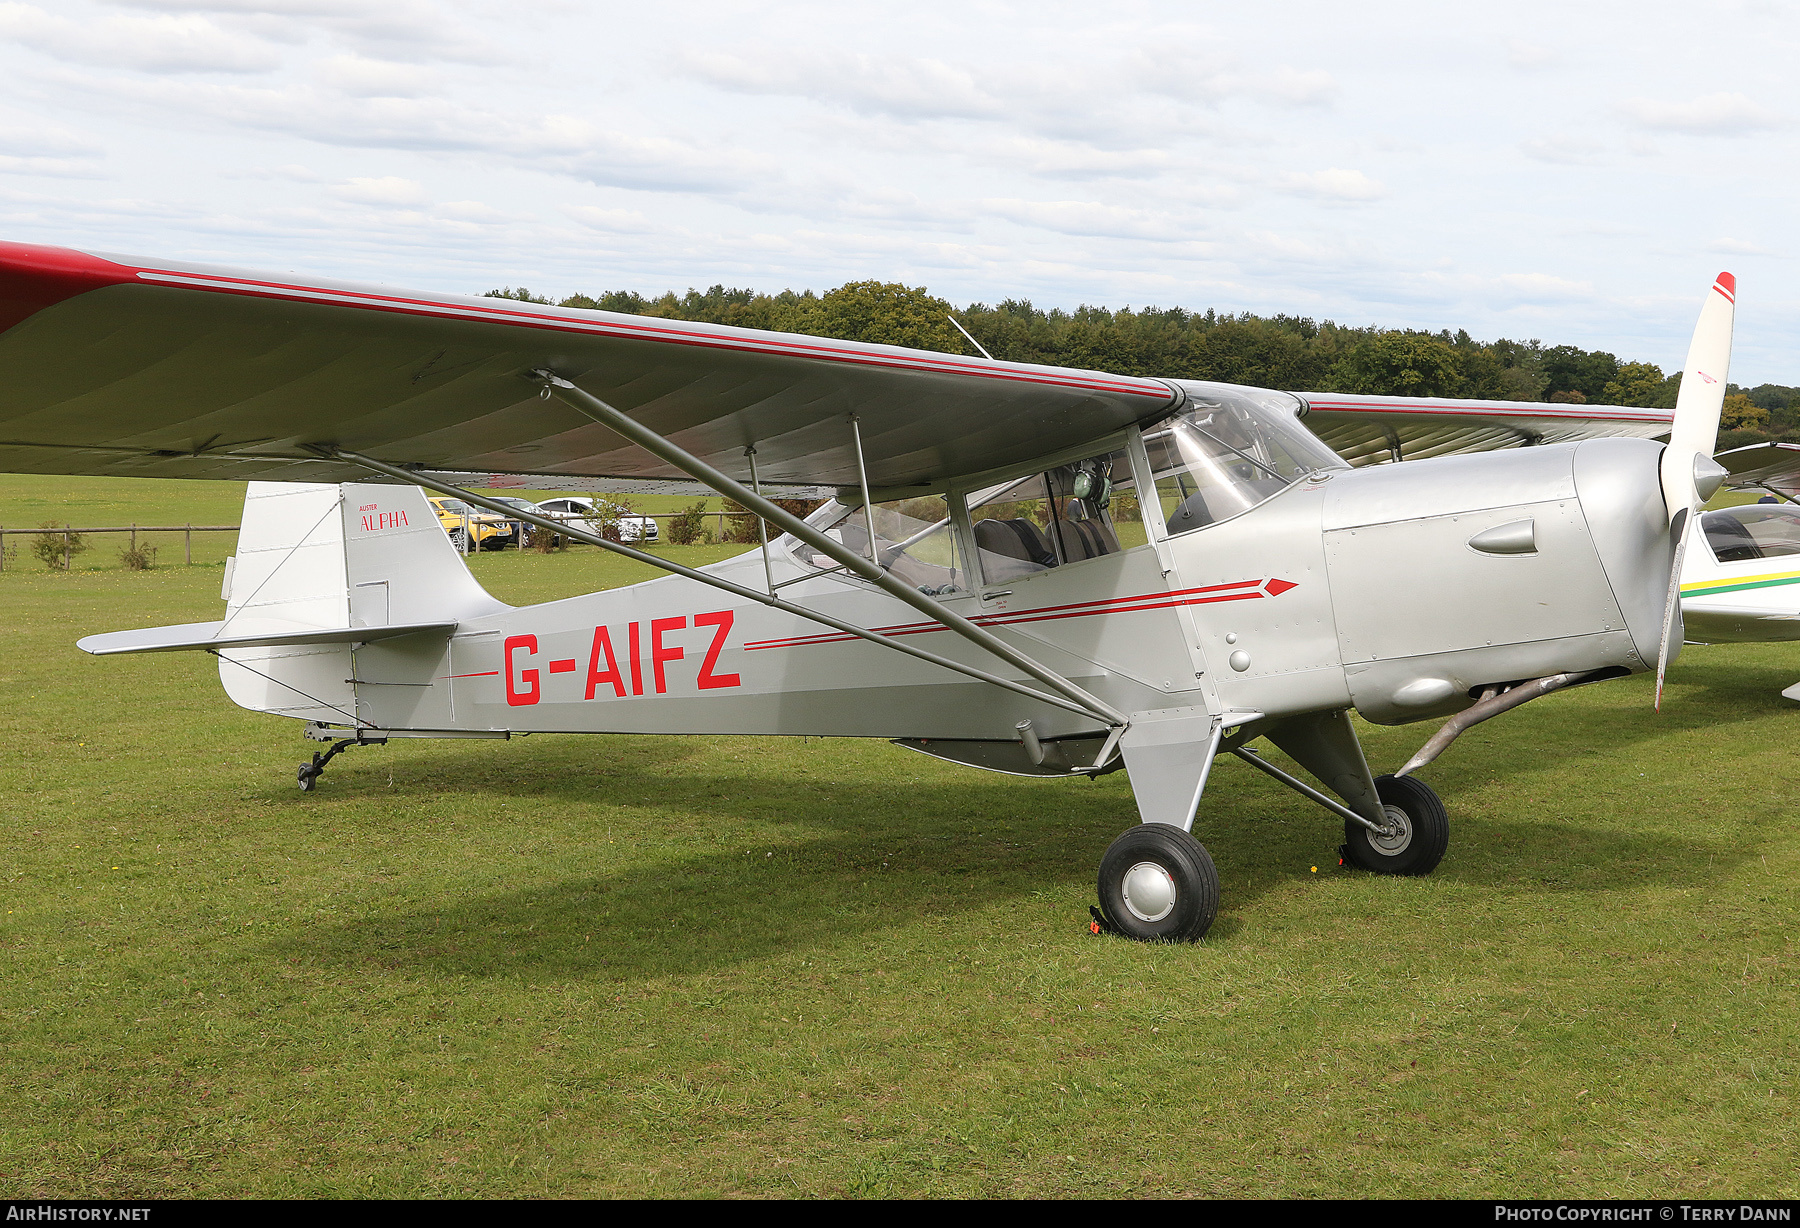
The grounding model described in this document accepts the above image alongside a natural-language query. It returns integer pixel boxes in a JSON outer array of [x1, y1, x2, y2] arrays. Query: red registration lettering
[[585, 626, 627, 699], [627, 621, 643, 696], [650, 616, 686, 694], [694, 610, 741, 690], [504, 635, 540, 706]]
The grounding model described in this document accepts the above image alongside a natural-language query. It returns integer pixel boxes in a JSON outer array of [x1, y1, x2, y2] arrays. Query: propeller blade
[[1654, 509, 1689, 711], [1652, 271, 1736, 709], [1659, 271, 1737, 520]]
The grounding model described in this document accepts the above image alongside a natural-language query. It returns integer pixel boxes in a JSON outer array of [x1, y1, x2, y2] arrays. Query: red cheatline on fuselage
[[743, 578, 1297, 653]]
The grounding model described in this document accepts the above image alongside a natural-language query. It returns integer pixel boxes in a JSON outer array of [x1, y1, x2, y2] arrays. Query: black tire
[[449, 528, 470, 553], [1343, 774, 1448, 876], [1096, 824, 1220, 942]]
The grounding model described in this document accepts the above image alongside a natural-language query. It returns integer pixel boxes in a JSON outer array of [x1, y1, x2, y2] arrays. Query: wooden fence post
[[185, 524, 192, 565]]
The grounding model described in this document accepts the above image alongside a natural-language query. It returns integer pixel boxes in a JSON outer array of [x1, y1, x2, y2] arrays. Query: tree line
[[487, 281, 1800, 451]]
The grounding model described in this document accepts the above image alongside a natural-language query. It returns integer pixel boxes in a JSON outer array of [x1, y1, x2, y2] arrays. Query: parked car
[[427, 496, 515, 551], [534, 497, 660, 543], [483, 495, 554, 547]]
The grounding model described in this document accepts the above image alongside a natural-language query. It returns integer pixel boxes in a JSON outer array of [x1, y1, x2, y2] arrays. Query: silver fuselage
[[234, 433, 1672, 746]]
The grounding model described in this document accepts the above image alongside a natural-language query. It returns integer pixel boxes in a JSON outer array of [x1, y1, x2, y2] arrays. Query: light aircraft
[[0, 239, 1739, 940]]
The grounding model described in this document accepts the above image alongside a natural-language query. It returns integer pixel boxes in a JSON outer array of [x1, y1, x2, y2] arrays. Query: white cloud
[[1254, 66, 1338, 107], [0, 119, 102, 159], [1506, 40, 1559, 70], [563, 205, 657, 233], [437, 200, 511, 222], [106, 0, 507, 66], [680, 42, 1334, 146], [314, 55, 437, 98], [333, 175, 425, 206], [0, 2, 279, 73], [1618, 92, 1786, 135], [983, 198, 1200, 243], [1520, 134, 1605, 165], [1418, 270, 1597, 308], [682, 49, 1003, 122], [0, 154, 107, 177], [33, 68, 773, 194], [229, 163, 328, 182], [971, 136, 1181, 182], [1272, 168, 1386, 202], [1707, 237, 1782, 257]]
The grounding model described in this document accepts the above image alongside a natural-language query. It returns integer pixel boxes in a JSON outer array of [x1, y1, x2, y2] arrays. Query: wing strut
[[316, 446, 1125, 728], [527, 371, 1131, 726]]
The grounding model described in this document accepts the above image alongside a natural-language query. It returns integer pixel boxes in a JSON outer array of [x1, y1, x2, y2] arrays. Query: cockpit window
[[787, 496, 968, 595], [1701, 504, 1800, 563], [1147, 383, 1347, 536], [965, 450, 1136, 585]]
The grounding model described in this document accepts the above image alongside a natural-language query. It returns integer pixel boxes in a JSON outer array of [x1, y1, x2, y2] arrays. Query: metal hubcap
[[1369, 803, 1414, 855], [1121, 861, 1177, 922]]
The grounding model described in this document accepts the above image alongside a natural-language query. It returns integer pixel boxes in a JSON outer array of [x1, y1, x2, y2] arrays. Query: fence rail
[[0, 524, 239, 570], [0, 507, 787, 570]]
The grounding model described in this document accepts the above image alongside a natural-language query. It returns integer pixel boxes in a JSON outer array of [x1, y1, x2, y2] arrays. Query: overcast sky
[[2, 0, 1796, 383]]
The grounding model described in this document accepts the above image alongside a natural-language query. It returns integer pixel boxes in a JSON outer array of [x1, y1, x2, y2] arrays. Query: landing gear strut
[[296, 729, 387, 791], [1097, 709, 1452, 941]]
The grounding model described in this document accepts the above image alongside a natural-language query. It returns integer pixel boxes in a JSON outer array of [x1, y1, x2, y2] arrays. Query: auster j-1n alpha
[[0, 240, 1739, 940]]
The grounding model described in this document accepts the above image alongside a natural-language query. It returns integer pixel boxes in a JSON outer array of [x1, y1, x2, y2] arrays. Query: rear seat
[[974, 517, 1056, 581], [1051, 516, 1119, 563]]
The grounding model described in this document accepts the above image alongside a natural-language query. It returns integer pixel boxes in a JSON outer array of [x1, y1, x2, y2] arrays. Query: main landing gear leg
[[296, 726, 388, 792], [1095, 709, 1228, 942], [1094, 709, 1452, 942], [1240, 710, 1449, 876]]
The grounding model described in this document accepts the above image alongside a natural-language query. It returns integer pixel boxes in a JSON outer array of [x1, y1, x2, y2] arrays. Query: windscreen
[[1147, 384, 1347, 535]]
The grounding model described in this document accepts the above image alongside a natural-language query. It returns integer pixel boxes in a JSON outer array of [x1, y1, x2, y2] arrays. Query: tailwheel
[[1342, 774, 1448, 876], [1096, 823, 1220, 942]]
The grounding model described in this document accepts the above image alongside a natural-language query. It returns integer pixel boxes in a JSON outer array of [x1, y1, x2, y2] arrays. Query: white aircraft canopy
[[0, 240, 1177, 491]]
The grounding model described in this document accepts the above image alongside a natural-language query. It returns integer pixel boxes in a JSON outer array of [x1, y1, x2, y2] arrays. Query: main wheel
[[1342, 774, 1448, 876], [1096, 824, 1220, 942]]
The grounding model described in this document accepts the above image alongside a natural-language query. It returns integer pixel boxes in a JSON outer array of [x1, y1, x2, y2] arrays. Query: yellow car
[[427, 496, 515, 552]]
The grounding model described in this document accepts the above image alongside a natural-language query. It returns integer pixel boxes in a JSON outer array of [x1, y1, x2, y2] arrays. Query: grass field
[[2, 477, 1796, 1198]]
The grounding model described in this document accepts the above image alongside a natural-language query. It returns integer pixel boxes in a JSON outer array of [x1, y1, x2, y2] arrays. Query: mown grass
[[0, 479, 1796, 1198]]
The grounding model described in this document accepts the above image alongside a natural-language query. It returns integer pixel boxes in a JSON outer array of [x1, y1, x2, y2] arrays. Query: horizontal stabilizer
[[77, 619, 457, 656]]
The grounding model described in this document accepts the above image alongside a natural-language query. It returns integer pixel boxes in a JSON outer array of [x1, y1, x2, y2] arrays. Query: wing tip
[[0, 239, 137, 335]]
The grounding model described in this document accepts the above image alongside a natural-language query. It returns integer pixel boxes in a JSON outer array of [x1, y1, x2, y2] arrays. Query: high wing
[[1713, 441, 1800, 500], [1298, 391, 1673, 465], [0, 240, 1178, 490]]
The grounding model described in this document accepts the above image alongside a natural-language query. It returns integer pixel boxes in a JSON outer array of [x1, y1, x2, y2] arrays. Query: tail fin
[[212, 481, 507, 722]]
